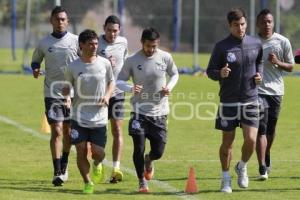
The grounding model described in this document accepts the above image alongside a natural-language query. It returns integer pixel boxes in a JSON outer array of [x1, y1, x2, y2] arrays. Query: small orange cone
[[185, 167, 198, 193], [40, 114, 51, 134]]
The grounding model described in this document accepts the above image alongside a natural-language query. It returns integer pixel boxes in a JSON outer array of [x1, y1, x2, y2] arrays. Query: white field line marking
[[0, 115, 199, 200], [0, 115, 50, 140], [104, 160, 199, 200]]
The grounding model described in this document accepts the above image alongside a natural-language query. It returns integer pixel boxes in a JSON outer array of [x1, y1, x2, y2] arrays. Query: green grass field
[[0, 51, 300, 200]]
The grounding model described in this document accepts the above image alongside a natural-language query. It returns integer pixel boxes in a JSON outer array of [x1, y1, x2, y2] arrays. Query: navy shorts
[[44, 97, 70, 124], [128, 112, 167, 143], [108, 93, 125, 120], [215, 103, 259, 131], [258, 95, 282, 135], [70, 120, 107, 148]]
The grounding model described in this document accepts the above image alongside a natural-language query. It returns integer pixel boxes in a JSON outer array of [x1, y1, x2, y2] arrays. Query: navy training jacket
[[207, 34, 263, 103]]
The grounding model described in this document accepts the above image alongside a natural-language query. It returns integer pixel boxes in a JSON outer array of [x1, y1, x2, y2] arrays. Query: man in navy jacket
[[207, 8, 263, 193]]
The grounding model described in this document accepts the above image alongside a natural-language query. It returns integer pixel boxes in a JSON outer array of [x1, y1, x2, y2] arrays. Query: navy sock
[[259, 165, 267, 175], [53, 158, 61, 176], [265, 154, 270, 167], [61, 152, 69, 173]]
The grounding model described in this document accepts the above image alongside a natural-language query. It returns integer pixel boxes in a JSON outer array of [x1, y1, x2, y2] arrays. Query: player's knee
[[221, 141, 234, 150], [91, 147, 105, 162], [51, 123, 63, 136], [244, 136, 256, 149], [150, 149, 164, 160]]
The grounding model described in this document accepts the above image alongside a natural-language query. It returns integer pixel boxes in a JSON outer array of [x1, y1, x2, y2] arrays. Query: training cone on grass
[[40, 114, 51, 134], [185, 167, 198, 194]]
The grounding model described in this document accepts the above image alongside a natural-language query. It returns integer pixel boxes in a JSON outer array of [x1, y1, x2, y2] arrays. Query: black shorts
[[44, 97, 70, 124], [108, 93, 125, 120], [258, 95, 282, 135], [70, 120, 107, 148], [128, 112, 167, 143], [215, 103, 259, 131]]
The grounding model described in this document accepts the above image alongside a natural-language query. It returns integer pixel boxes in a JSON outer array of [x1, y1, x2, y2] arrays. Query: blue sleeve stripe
[[31, 62, 40, 70]]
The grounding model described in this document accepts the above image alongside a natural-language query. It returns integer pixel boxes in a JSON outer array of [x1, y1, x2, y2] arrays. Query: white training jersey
[[32, 32, 79, 98], [97, 35, 128, 98], [118, 49, 178, 116], [257, 32, 294, 96], [64, 56, 114, 127]]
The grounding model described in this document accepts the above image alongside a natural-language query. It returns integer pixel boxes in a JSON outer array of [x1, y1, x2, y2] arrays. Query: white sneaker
[[235, 162, 249, 188], [220, 177, 232, 193], [258, 166, 268, 181], [258, 173, 268, 181], [61, 170, 68, 182]]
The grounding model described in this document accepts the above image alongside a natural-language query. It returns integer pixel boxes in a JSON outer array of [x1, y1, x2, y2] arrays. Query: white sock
[[113, 161, 120, 169], [238, 160, 247, 169], [222, 171, 231, 179]]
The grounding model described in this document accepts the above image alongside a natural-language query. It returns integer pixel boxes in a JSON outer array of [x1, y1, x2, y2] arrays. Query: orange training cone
[[40, 114, 51, 134], [185, 167, 198, 193]]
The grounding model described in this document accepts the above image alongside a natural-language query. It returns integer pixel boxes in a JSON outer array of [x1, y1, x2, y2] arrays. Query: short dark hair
[[141, 27, 160, 43], [256, 8, 272, 22], [78, 29, 98, 44], [104, 15, 121, 27], [227, 8, 246, 24], [51, 6, 67, 17]]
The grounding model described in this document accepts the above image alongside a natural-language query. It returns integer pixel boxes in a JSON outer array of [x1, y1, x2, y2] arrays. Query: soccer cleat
[[83, 181, 94, 194], [144, 154, 154, 181], [109, 168, 124, 183], [220, 177, 232, 193], [138, 178, 149, 193], [235, 162, 249, 188], [52, 174, 64, 186], [258, 165, 268, 181], [92, 163, 105, 184]]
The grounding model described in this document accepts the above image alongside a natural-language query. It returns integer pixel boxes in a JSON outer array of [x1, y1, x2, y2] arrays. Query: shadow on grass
[[158, 176, 300, 182], [252, 176, 300, 181], [0, 178, 192, 196], [0, 178, 82, 194], [1, 177, 300, 196], [230, 187, 300, 193], [157, 177, 219, 181]]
